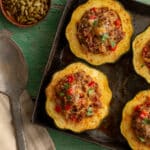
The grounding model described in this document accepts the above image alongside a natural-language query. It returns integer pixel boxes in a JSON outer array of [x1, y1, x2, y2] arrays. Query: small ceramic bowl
[[0, 0, 51, 28]]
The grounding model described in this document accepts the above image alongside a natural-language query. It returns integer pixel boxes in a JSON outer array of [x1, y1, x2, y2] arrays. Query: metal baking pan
[[32, 0, 150, 149]]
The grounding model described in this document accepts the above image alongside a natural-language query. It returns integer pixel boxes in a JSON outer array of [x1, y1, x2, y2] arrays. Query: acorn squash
[[120, 90, 150, 150], [133, 26, 150, 83], [66, 0, 133, 65], [45, 62, 112, 132]]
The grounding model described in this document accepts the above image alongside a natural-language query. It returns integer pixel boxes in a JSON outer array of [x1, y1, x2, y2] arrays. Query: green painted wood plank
[[49, 129, 108, 150], [52, 0, 66, 5], [134, 0, 150, 5], [0, 7, 64, 97]]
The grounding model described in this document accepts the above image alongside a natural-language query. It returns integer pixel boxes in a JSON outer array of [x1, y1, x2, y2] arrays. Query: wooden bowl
[[0, 0, 51, 28]]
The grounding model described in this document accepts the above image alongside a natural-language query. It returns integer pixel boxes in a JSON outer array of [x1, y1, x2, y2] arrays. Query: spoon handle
[[10, 94, 26, 150]]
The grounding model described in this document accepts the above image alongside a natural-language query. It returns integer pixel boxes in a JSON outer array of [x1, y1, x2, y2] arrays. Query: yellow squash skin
[[66, 0, 133, 65], [120, 90, 150, 150], [45, 62, 112, 132], [133, 26, 150, 84]]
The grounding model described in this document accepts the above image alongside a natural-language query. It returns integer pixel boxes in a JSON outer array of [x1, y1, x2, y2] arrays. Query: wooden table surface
[[0, 0, 107, 149]]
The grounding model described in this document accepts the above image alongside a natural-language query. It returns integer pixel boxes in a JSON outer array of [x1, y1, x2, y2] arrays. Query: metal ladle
[[0, 32, 28, 150]]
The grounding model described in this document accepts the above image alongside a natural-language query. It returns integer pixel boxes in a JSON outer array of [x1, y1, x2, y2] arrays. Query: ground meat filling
[[142, 41, 150, 68], [76, 7, 124, 54], [54, 71, 102, 122], [132, 98, 150, 145]]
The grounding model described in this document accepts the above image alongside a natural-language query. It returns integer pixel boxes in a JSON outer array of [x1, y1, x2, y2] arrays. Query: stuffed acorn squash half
[[66, 0, 133, 65], [45, 62, 112, 132], [120, 90, 150, 150], [133, 26, 150, 83]]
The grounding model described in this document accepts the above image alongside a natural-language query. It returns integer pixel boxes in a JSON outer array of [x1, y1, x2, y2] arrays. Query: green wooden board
[[49, 129, 108, 150], [0, 2, 65, 97], [0, 0, 108, 149], [134, 0, 150, 5]]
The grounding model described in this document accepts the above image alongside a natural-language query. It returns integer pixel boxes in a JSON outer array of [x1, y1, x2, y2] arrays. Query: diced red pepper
[[142, 46, 148, 57], [89, 15, 97, 20], [79, 93, 84, 98], [67, 75, 74, 83], [145, 101, 150, 107], [65, 104, 71, 111], [90, 7, 97, 13], [139, 111, 148, 119], [109, 45, 117, 51], [70, 115, 77, 122], [67, 88, 73, 95], [88, 81, 95, 87], [93, 96, 98, 101], [114, 19, 121, 28], [55, 105, 62, 113], [143, 46, 148, 52], [134, 105, 141, 112]]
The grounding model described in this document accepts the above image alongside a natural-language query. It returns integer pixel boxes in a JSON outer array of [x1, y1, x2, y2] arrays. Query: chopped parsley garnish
[[101, 33, 109, 42], [141, 64, 145, 68], [64, 83, 70, 90], [66, 95, 71, 100], [93, 19, 99, 26], [87, 106, 93, 116], [110, 40, 116, 48], [138, 137, 145, 142], [59, 92, 65, 97], [142, 118, 150, 124], [88, 88, 95, 95]]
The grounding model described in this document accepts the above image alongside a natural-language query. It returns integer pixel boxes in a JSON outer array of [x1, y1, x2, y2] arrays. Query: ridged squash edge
[[133, 26, 150, 84], [66, 0, 133, 65], [46, 62, 112, 132], [120, 90, 150, 150]]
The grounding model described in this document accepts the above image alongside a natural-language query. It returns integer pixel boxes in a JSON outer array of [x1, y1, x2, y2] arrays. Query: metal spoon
[[0, 32, 28, 150]]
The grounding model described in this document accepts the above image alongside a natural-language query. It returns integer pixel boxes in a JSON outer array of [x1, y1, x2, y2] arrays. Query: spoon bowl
[[0, 31, 28, 150]]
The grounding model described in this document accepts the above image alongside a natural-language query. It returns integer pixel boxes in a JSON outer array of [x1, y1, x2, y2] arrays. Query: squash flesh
[[133, 26, 150, 83], [66, 0, 133, 65], [120, 90, 150, 150], [46, 62, 112, 132]]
